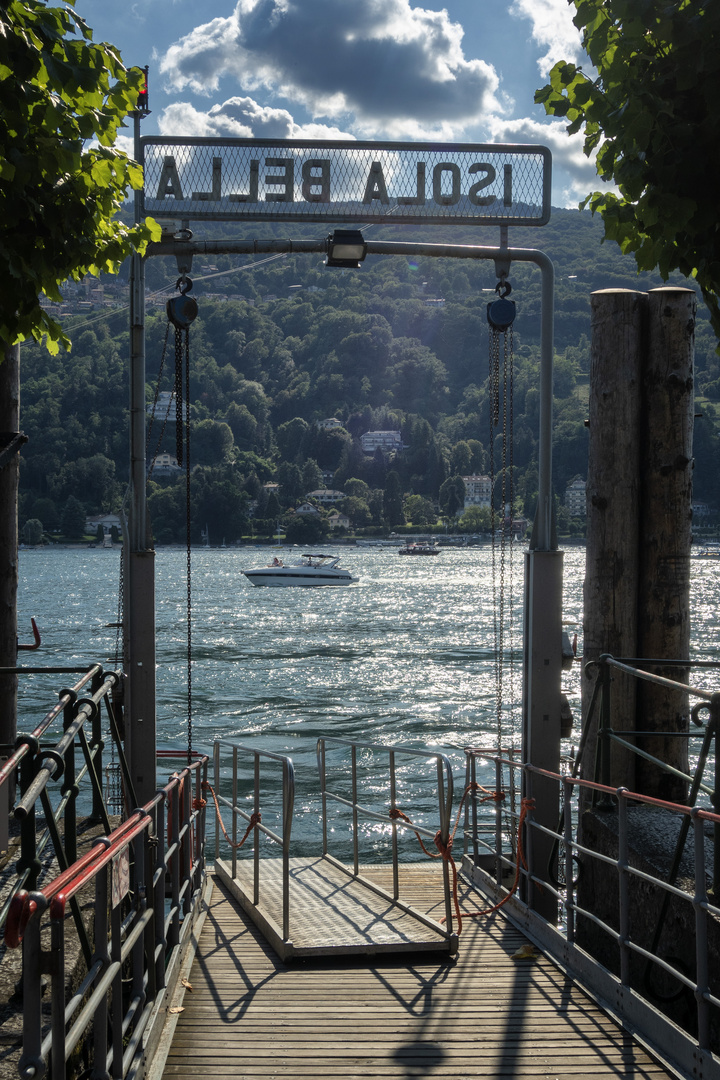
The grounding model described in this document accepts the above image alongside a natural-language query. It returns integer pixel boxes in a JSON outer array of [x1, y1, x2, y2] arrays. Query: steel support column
[[126, 111, 156, 806]]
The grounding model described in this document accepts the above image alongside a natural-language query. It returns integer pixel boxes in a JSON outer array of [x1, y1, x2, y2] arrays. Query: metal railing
[[317, 736, 457, 937], [587, 654, 720, 894], [212, 739, 294, 942], [0, 665, 133, 955], [462, 750, 720, 1080], [4, 752, 208, 1080]]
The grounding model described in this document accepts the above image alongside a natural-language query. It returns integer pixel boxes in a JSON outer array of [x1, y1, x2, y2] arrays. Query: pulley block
[[167, 277, 198, 330], [487, 280, 516, 331]]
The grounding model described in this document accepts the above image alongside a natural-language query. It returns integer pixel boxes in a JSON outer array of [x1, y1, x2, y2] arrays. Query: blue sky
[[75, 0, 600, 207]]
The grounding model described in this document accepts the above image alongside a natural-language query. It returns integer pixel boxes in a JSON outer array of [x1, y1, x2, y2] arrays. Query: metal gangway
[[211, 737, 459, 960]]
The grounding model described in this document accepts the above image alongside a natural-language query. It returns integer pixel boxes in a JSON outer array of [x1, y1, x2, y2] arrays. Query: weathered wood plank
[[158, 866, 676, 1079]]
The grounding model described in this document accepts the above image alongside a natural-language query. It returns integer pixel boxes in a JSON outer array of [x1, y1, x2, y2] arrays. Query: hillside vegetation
[[18, 209, 720, 544]]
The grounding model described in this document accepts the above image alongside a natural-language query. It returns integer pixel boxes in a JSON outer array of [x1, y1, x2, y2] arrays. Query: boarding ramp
[[211, 737, 458, 959]]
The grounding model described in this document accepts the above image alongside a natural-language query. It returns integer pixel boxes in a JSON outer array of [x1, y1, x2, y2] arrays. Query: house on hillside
[[462, 475, 492, 508], [360, 431, 403, 455], [565, 476, 587, 517], [317, 418, 345, 431], [306, 489, 345, 505]]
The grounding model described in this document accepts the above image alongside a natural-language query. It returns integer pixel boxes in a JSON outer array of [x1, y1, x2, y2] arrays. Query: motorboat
[[243, 552, 359, 587], [398, 541, 440, 555]]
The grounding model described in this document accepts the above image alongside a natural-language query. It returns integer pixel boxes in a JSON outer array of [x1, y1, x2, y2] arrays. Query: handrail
[[5, 754, 208, 1080], [212, 739, 294, 942], [316, 736, 456, 936], [462, 750, 720, 1080], [0, 666, 132, 965]]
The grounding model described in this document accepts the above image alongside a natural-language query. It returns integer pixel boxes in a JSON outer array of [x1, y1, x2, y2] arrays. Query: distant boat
[[692, 543, 720, 558], [398, 541, 440, 556], [243, 552, 359, 587]]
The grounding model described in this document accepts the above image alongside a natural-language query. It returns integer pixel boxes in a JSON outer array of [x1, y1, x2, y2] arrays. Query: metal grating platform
[[215, 855, 456, 961]]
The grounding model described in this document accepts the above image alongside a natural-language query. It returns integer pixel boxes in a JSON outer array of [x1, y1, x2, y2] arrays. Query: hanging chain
[[489, 327, 501, 749], [487, 277, 516, 757], [166, 277, 198, 766], [175, 326, 185, 467], [183, 326, 193, 763], [146, 322, 173, 481]]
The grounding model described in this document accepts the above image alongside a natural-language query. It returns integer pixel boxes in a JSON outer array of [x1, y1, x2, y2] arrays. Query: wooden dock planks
[[159, 864, 676, 1079]]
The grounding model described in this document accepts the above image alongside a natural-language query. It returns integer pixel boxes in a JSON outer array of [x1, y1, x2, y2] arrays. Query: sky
[[74, 0, 600, 209]]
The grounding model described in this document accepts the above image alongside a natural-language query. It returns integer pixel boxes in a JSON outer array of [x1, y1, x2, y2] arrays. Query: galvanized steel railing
[[0, 665, 131, 957], [212, 739, 295, 942], [317, 736, 457, 936], [462, 750, 720, 1080], [4, 753, 208, 1080]]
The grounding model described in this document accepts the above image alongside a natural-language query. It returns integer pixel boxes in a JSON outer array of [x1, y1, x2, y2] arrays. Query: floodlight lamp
[[325, 230, 367, 269]]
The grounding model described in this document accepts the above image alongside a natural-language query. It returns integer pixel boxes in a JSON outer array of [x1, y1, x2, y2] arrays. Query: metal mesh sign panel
[[139, 138, 550, 227]]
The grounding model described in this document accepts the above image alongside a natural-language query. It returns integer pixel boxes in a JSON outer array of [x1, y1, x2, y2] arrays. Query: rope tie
[[391, 785, 533, 935], [203, 781, 262, 850], [458, 796, 536, 923]]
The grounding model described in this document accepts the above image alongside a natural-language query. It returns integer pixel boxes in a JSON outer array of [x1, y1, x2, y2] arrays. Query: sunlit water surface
[[16, 544, 718, 857]]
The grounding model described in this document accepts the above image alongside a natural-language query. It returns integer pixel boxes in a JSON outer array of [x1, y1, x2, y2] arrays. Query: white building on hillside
[[565, 476, 587, 517], [360, 430, 403, 455], [462, 475, 492, 508]]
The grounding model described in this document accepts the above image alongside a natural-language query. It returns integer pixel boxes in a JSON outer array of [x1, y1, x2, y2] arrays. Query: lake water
[[16, 544, 720, 856]]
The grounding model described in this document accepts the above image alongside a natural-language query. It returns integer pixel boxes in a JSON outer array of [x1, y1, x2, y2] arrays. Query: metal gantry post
[[126, 111, 157, 807]]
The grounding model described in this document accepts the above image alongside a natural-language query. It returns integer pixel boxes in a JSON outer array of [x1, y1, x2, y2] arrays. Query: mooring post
[[635, 287, 695, 802], [582, 289, 644, 802]]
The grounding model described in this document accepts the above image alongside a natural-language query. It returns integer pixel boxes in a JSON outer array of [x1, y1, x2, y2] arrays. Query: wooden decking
[[157, 864, 677, 1079]]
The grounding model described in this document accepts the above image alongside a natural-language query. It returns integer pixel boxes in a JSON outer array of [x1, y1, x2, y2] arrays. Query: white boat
[[243, 552, 359, 587]]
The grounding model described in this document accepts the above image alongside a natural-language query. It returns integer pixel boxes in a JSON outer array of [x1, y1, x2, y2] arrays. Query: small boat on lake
[[398, 541, 440, 556], [243, 552, 359, 587]]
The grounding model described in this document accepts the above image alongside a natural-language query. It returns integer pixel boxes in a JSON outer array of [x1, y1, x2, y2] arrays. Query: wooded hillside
[[18, 208, 720, 544]]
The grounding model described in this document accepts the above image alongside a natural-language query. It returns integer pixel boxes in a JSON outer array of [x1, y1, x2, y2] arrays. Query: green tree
[[535, 0, 720, 342], [340, 496, 372, 527], [0, 1, 159, 351], [439, 476, 466, 519], [458, 505, 491, 533], [22, 518, 43, 545], [383, 471, 405, 528], [403, 494, 437, 527], [61, 494, 85, 539]]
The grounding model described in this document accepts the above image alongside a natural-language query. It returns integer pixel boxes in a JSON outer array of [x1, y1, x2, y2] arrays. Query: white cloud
[[158, 0, 501, 134], [488, 116, 609, 206], [510, 0, 585, 77], [158, 97, 355, 141]]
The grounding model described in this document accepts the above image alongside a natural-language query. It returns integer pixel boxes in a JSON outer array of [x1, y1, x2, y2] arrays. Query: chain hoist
[[487, 276, 517, 754], [167, 275, 198, 763]]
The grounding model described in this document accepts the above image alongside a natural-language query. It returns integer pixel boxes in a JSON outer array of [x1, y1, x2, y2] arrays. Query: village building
[[462, 475, 492, 508]]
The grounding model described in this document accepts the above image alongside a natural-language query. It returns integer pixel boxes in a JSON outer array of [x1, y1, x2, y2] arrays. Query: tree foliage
[[535, 0, 720, 341], [0, 1, 160, 351]]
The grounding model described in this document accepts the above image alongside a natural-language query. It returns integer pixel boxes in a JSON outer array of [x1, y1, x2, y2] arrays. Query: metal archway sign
[[139, 137, 551, 228]]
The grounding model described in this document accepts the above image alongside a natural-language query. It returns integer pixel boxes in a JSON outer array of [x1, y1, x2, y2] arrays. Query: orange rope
[[459, 796, 535, 923], [389, 784, 534, 934], [202, 781, 262, 850]]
